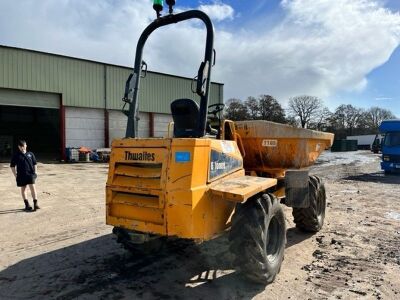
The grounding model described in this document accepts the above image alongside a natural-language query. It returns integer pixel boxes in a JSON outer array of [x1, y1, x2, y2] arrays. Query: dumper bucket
[[235, 121, 334, 175]]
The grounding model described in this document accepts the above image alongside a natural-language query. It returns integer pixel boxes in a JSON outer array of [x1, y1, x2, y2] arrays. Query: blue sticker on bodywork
[[175, 151, 191, 163]]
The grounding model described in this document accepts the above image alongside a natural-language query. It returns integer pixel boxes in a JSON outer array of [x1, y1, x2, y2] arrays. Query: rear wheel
[[292, 175, 326, 232], [229, 193, 286, 284]]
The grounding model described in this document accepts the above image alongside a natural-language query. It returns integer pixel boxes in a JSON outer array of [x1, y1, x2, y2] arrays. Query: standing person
[[10, 140, 40, 211]]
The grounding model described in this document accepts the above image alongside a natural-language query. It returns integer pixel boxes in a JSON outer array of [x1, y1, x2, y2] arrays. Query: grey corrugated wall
[[0, 46, 223, 112]]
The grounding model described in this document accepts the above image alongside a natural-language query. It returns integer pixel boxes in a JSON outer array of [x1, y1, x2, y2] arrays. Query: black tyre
[[229, 193, 286, 284], [292, 175, 326, 232]]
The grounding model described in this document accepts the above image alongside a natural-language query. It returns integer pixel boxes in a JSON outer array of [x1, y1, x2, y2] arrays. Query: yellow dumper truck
[[106, 1, 334, 284]]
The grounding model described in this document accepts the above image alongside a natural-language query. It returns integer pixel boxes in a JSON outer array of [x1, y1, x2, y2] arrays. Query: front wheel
[[292, 175, 326, 232], [229, 193, 286, 284]]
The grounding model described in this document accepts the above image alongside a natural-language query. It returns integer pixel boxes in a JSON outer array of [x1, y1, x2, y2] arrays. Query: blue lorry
[[379, 119, 400, 173]]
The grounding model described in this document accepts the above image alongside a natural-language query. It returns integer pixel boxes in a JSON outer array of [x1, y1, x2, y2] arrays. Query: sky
[[0, 0, 399, 117]]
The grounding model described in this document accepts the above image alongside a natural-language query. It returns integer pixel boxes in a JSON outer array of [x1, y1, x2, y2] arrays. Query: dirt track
[[0, 151, 399, 299]]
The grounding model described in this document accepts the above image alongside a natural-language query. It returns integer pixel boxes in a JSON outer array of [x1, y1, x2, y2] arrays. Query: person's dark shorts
[[16, 175, 36, 187]]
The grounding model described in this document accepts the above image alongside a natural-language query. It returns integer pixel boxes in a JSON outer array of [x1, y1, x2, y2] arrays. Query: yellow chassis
[[106, 137, 276, 240]]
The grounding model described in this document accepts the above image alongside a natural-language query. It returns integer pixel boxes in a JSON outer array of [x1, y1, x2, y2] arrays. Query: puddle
[[385, 211, 400, 221]]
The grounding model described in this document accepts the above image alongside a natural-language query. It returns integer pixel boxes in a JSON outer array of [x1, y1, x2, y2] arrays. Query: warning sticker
[[262, 139, 278, 147]]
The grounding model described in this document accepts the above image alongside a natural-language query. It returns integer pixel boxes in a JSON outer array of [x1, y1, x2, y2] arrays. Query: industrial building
[[0, 45, 224, 160]]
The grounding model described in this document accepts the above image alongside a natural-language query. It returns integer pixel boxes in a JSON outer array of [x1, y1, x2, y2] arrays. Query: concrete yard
[[0, 151, 399, 299]]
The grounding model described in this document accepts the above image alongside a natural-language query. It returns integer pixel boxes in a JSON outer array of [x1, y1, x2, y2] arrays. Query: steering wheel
[[208, 103, 225, 115]]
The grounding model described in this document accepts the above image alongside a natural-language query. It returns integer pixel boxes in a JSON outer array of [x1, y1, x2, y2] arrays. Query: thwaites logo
[[125, 151, 155, 161]]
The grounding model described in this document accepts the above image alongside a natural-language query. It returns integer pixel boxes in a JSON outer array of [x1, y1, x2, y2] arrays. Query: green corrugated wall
[[0, 46, 223, 112]]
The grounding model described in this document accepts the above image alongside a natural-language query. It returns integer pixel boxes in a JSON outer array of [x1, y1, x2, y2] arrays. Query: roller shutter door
[[65, 107, 104, 149], [153, 113, 173, 137], [0, 88, 60, 109], [108, 110, 149, 144], [0, 88, 60, 159]]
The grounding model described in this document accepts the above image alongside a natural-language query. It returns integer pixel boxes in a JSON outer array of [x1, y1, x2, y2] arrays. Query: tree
[[344, 105, 363, 135], [330, 104, 363, 136], [258, 95, 286, 123], [308, 107, 332, 131], [288, 96, 323, 128], [286, 116, 299, 127], [224, 98, 249, 121], [364, 107, 396, 131], [244, 96, 259, 120], [356, 110, 371, 135]]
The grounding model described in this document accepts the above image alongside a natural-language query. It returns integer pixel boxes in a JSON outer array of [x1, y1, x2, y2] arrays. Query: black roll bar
[[125, 10, 214, 138]]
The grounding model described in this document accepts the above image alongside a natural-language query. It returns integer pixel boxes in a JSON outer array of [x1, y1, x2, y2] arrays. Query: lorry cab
[[379, 120, 400, 173]]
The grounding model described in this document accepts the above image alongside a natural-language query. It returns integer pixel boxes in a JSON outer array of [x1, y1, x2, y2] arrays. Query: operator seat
[[171, 98, 200, 138]]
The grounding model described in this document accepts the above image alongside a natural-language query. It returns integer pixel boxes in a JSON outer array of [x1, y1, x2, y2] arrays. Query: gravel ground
[[0, 150, 399, 299]]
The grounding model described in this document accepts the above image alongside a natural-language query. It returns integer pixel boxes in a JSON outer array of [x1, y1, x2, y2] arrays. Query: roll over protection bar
[[125, 10, 215, 138]]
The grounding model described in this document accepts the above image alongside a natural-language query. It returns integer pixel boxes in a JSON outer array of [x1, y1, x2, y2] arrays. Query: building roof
[[0, 44, 224, 85]]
